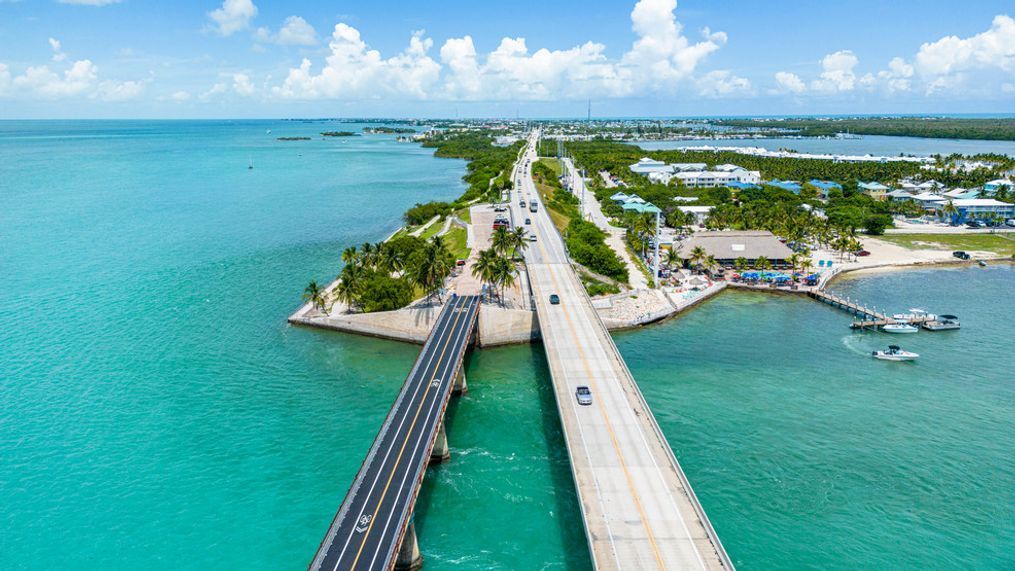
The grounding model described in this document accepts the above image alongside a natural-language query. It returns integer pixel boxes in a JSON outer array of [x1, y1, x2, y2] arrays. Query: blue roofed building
[[858, 181, 890, 201], [806, 179, 842, 198], [766, 179, 803, 194], [727, 181, 761, 190]]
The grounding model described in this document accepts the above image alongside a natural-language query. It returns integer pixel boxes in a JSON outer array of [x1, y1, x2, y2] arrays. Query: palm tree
[[703, 255, 719, 276], [302, 280, 329, 313], [664, 249, 682, 270], [510, 226, 529, 258], [734, 256, 748, 272], [491, 257, 516, 306], [335, 264, 364, 311], [755, 255, 770, 272], [491, 226, 512, 255], [471, 248, 498, 301], [341, 246, 358, 265], [407, 236, 453, 304], [689, 245, 707, 271], [941, 200, 959, 225]]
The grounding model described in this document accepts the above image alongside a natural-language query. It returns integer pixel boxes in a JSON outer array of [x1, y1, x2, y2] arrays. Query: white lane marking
[[327, 296, 463, 569], [366, 300, 477, 570]]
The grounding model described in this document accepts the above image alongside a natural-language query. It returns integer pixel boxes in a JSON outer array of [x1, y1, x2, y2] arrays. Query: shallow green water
[[2, 121, 1012, 569]]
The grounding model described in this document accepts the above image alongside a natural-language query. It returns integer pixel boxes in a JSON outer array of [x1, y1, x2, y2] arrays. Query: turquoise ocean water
[[2, 121, 1012, 569]]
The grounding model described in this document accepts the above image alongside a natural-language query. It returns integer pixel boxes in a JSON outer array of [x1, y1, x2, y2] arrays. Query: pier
[[808, 289, 936, 330], [309, 295, 479, 571]]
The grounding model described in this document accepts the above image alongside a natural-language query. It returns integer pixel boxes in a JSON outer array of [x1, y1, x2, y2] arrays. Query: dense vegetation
[[714, 117, 1015, 141], [276, 136, 310, 141], [363, 126, 415, 134], [321, 131, 358, 137], [422, 132, 522, 202], [532, 159, 629, 283], [403, 201, 453, 226]]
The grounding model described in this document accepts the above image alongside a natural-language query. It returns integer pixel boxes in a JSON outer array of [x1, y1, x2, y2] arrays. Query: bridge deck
[[515, 135, 732, 570], [309, 295, 479, 571]]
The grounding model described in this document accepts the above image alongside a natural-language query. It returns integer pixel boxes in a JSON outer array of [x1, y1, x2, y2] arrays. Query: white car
[[575, 386, 592, 406]]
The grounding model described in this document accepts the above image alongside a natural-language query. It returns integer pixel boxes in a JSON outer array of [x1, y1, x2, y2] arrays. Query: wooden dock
[[807, 290, 935, 330]]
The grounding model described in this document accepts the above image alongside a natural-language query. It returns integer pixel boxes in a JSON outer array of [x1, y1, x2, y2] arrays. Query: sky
[[0, 0, 1013, 118]]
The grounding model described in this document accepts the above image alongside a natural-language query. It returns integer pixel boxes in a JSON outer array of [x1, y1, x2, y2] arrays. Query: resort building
[[766, 179, 803, 194], [674, 230, 794, 268], [886, 189, 916, 202], [806, 180, 842, 198], [982, 179, 1013, 196], [858, 181, 890, 201], [942, 188, 980, 200], [911, 192, 947, 210], [629, 157, 670, 175], [677, 205, 714, 224], [671, 163, 708, 172], [951, 199, 1015, 222]]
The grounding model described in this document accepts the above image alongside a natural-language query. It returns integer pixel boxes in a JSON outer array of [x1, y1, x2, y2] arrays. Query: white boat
[[872, 345, 919, 361], [882, 323, 919, 334], [923, 314, 961, 331], [892, 308, 936, 321]]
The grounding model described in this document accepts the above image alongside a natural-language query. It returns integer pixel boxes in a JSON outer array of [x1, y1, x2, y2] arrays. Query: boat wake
[[841, 335, 873, 356]]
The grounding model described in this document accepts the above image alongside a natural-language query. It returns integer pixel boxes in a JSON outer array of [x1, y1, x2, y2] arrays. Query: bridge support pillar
[[430, 421, 450, 464], [395, 520, 423, 571], [453, 368, 468, 395]]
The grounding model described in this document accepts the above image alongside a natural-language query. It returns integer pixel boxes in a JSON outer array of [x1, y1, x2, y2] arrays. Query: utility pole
[[587, 99, 591, 122], [653, 210, 661, 288]]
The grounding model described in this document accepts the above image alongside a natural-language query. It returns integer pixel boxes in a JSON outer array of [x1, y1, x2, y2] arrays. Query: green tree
[[407, 236, 453, 303], [755, 255, 771, 272], [302, 280, 329, 313], [734, 256, 748, 271]]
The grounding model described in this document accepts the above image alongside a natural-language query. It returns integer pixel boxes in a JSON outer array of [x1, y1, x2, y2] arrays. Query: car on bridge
[[575, 386, 593, 406], [549, 294, 560, 305], [525, 218, 531, 225]]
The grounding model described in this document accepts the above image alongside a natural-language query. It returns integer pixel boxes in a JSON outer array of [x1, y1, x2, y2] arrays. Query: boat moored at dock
[[923, 315, 961, 331], [882, 323, 919, 334]]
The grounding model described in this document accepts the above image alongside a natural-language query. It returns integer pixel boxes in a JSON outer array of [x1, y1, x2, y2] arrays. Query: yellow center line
[[348, 298, 468, 569], [531, 195, 666, 568]]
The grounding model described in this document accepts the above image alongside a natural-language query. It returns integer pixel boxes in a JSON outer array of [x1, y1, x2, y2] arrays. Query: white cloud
[[810, 50, 859, 92], [274, 25, 441, 99], [276, 16, 317, 45], [696, 70, 752, 97], [49, 38, 67, 62], [774, 71, 806, 93], [915, 15, 1015, 76], [57, 0, 123, 5], [877, 56, 914, 92], [232, 72, 255, 96], [275, 0, 725, 101], [208, 0, 258, 37], [1, 41, 145, 101], [255, 15, 318, 46], [171, 90, 191, 101]]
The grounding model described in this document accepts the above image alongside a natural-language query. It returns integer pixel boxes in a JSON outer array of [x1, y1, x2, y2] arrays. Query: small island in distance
[[321, 131, 358, 137], [276, 136, 311, 141], [364, 126, 416, 134]]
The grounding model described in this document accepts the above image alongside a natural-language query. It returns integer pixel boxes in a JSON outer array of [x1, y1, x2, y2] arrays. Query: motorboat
[[892, 308, 936, 321], [872, 345, 919, 361], [882, 323, 919, 334], [922, 314, 961, 331]]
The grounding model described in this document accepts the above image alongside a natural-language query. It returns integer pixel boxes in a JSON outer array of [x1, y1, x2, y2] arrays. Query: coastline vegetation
[[363, 126, 416, 134], [321, 131, 358, 137], [277, 136, 311, 141], [714, 117, 1015, 142]]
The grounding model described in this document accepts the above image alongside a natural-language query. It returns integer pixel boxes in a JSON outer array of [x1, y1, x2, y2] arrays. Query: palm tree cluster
[[329, 235, 455, 313], [472, 225, 528, 305]]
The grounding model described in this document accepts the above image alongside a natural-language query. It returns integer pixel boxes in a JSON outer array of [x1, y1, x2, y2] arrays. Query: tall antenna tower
[[587, 99, 591, 122]]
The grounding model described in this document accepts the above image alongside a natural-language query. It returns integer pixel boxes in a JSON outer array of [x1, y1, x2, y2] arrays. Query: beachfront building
[[766, 179, 803, 194], [942, 187, 980, 200], [677, 205, 714, 224], [858, 181, 890, 201], [806, 180, 842, 198], [629, 157, 670, 175], [911, 192, 947, 211], [887, 189, 916, 202], [672, 163, 707, 172], [982, 179, 1013, 196], [950, 199, 1015, 223], [674, 230, 794, 268]]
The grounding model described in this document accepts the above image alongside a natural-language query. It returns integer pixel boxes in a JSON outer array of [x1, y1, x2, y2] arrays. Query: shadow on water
[[529, 344, 595, 571]]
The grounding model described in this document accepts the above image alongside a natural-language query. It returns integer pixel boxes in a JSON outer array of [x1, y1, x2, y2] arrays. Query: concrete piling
[[452, 368, 468, 395], [394, 520, 423, 571], [430, 421, 450, 464]]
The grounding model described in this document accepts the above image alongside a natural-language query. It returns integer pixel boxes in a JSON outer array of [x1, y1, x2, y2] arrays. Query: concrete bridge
[[514, 132, 734, 569], [308, 295, 479, 571]]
